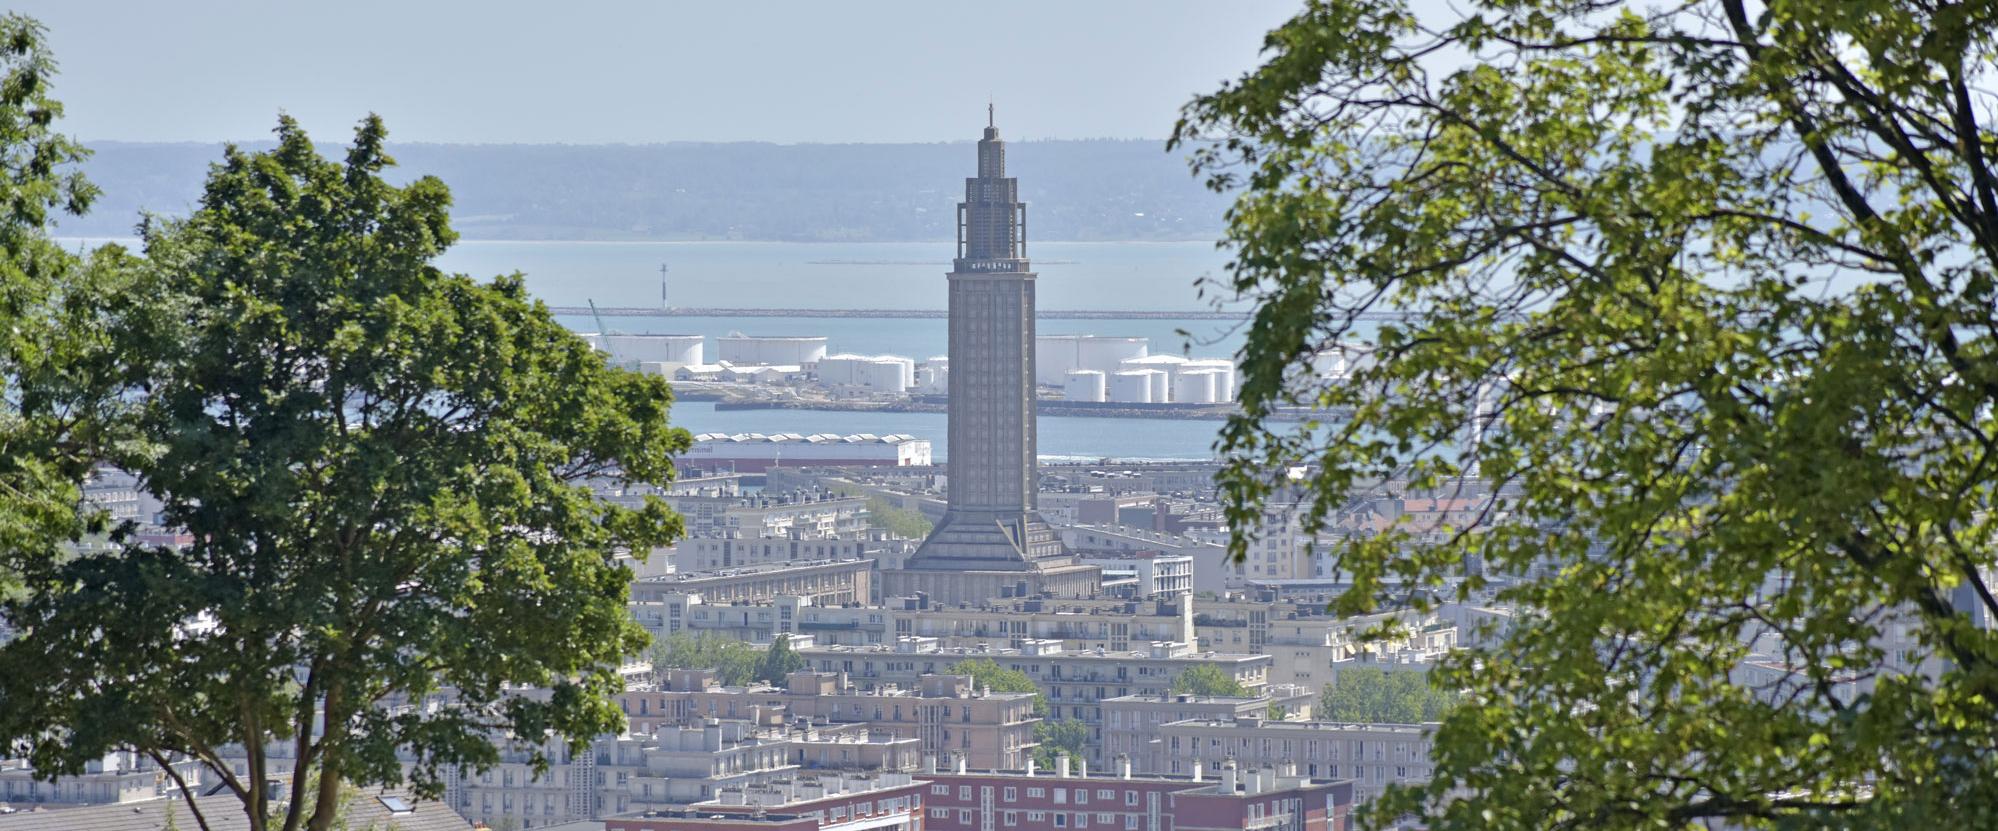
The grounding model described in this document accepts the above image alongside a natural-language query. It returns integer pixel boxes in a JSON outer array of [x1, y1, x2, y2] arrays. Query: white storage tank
[[1036, 335, 1086, 386], [1173, 369, 1223, 404], [598, 334, 704, 368], [916, 358, 950, 394], [819, 354, 916, 392], [1064, 369, 1107, 403], [1076, 336, 1150, 375], [1109, 369, 1161, 404], [1182, 358, 1237, 401], [717, 333, 830, 367]]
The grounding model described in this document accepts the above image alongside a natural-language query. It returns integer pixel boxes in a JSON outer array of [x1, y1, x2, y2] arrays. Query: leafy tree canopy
[[0, 114, 689, 831], [1033, 718, 1092, 769], [1169, 664, 1250, 698], [1176, 0, 1998, 827], [946, 658, 1047, 716], [1318, 668, 1454, 724], [651, 633, 764, 687]]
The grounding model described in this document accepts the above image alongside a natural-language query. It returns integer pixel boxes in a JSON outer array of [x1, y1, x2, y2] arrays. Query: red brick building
[[917, 759, 1351, 831]]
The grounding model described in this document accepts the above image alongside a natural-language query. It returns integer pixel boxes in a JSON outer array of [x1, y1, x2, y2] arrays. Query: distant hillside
[[62, 139, 1227, 242]]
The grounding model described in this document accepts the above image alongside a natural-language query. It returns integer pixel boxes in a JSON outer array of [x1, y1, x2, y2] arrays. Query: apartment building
[[920, 757, 1351, 831], [797, 640, 1271, 765], [1145, 717, 1433, 806], [1098, 693, 1316, 768], [606, 772, 926, 831], [621, 671, 1041, 772], [631, 559, 874, 609]]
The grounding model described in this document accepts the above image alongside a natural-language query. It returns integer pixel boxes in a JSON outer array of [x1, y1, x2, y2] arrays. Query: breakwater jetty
[[552, 306, 1429, 322]]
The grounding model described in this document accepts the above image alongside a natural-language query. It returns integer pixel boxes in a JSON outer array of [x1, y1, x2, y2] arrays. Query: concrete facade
[[889, 110, 1098, 606]]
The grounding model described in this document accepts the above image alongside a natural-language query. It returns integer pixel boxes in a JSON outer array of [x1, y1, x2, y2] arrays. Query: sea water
[[63, 237, 1258, 460]]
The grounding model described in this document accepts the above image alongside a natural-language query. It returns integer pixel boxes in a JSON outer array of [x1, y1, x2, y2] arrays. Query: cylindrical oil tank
[[1064, 370, 1107, 403], [1036, 335, 1086, 386], [600, 334, 704, 367], [1075, 336, 1150, 375], [1173, 369, 1222, 404], [1182, 358, 1237, 401], [717, 333, 830, 366], [1109, 370, 1159, 404]]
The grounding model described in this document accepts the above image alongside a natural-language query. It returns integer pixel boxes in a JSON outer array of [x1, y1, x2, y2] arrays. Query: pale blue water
[[668, 401, 1223, 463], [430, 239, 1240, 312], [60, 238, 1251, 459]]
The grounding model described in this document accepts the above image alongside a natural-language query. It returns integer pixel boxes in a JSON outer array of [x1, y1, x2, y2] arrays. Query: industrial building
[[1108, 370, 1166, 404], [683, 433, 934, 472]]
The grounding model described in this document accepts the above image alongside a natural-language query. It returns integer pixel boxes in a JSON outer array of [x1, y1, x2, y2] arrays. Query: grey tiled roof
[[0, 788, 470, 831]]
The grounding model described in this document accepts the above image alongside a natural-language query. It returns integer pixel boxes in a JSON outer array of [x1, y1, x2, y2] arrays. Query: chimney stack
[[1058, 755, 1071, 779], [1117, 754, 1133, 780], [1027, 758, 1037, 778], [1220, 758, 1238, 794], [1078, 759, 1088, 779]]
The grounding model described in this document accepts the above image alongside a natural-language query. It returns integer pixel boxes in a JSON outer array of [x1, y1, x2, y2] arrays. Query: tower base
[[887, 510, 1101, 605]]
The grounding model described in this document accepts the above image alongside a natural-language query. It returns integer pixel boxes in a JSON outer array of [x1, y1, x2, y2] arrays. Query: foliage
[[759, 635, 807, 685], [1169, 664, 1250, 697], [865, 496, 933, 539], [0, 13, 122, 598], [1175, 0, 1998, 827], [651, 633, 763, 687], [1318, 668, 1454, 724], [0, 115, 689, 831], [1033, 718, 1092, 769], [946, 658, 1047, 716]]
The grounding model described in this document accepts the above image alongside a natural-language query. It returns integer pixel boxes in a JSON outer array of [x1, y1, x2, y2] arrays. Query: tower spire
[[988, 100, 994, 129]]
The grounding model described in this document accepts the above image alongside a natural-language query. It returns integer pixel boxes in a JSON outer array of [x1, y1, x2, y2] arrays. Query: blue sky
[[17, 1, 1299, 144]]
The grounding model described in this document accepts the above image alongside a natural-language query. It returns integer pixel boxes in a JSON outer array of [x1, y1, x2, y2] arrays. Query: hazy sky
[[16, 1, 1298, 145]]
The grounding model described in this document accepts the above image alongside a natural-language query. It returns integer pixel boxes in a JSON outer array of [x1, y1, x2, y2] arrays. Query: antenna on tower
[[988, 99, 994, 128]]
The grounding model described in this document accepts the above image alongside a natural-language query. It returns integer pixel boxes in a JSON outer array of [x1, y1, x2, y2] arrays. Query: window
[[1125, 792, 1138, 807], [1125, 816, 1138, 830], [1098, 813, 1114, 824], [1055, 814, 1068, 828], [960, 786, 973, 801], [1028, 788, 1045, 799], [1078, 813, 1089, 828], [932, 785, 952, 796], [960, 810, 974, 824], [1005, 812, 1019, 826], [1029, 812, 1046, 822], [1098, 790, 1114, 800], [1005, 787, 1018, 801], [1055, 789, 1066, 804], [931, 809, 950, 819], [1076, 789, 1088, 805]]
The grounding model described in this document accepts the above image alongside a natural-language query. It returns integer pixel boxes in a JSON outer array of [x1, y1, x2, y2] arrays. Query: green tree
[[757, 634, 807, 685], [865, 495, 933, 539], [1175, 0, 1998, 827], [1169, 664, 1250, 697], [1032, 718, 1092, 769], [0, 116, 689, 831], [946, 658, 1046, 715], [0, 13, 126, 598], [1318, 668, 1454, 724], [650, 632, 763, 687]]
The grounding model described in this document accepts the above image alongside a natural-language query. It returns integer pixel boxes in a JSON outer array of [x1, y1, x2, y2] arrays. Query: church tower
[[885, 110, 1098, 604]]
